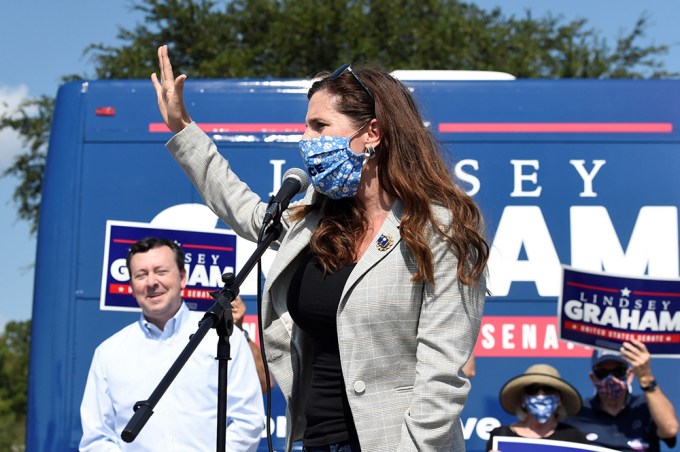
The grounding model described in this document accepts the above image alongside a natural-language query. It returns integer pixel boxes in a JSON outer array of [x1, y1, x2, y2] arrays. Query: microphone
[[263, 168, 309, 224]]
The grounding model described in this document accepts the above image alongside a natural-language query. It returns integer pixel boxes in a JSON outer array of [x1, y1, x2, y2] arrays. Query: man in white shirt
[[80, 237, 264, 451]]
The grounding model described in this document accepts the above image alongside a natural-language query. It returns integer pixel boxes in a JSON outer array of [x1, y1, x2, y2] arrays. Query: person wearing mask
[[486, 364, 587, 451], [80, 237, 265, 451], [151, 45, 489, 451], [567, 342, 678, 452]]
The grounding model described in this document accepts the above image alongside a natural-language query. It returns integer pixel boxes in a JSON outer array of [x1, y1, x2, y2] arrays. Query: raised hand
[[621, 340, 679, 439], [620, 339, 652, 382], [151, 44, 192, 133]]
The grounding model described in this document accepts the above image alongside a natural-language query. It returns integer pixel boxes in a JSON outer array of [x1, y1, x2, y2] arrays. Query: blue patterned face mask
[[299, 131, 375, 200], [594, 375, 627, 400], [523, 395, 560, 424]]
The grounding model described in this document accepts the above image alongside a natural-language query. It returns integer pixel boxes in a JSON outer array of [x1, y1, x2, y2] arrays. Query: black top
[[486, 423, 588, 451], [567, 394, 677, 452], [287, 250, 359, 447]]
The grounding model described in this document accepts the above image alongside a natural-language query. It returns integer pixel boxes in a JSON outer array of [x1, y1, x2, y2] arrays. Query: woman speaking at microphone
[[152, 44, 488, 452]]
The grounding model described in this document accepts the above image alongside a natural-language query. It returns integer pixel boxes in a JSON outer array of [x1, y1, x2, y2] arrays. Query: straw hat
[[499, 364, 582, 416]]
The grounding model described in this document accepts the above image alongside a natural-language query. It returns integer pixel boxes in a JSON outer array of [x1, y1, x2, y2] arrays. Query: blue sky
[[1, 0, 679, 330]]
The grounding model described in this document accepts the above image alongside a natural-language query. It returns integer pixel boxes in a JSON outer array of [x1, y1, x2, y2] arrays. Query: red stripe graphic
[[151, 122, 673, 134], [438, 122, 673, 133], [630, 290, 680, 297], [149, 123, 305, 133], [109, 283, 133, 295], [566, 281, 620, 293], [567, 281, 680, 298], [180, 289, 215, 300], [109, 284, 216, 300], [182, 243, 234, 251], [112, 240, 233, 251], [564, 321, 680, 343]]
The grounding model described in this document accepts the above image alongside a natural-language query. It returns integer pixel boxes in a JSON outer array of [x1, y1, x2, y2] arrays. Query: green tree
[[1, 0, 675, 233], [1, 97, 54, 235], [0, 320, 31, 451]]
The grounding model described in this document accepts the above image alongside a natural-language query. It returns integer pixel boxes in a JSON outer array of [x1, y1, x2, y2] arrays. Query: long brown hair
[[294, 66, 488, 287]]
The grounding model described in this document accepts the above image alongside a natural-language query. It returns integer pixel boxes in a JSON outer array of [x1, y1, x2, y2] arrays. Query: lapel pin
[[376, 233, 394, 251]]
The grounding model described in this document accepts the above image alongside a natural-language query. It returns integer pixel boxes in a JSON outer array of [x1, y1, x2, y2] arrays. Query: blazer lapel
[[264, 210, 320, 294], [341, 199, 404, 301], [264, 198, 403, 313], [265, 188, 319, 292]]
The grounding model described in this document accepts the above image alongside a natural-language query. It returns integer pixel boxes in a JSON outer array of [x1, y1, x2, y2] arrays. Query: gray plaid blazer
[[167, 123, 485, 451]]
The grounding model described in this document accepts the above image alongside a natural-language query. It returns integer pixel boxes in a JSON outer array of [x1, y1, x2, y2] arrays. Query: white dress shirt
[[80, 303, 264, 451]]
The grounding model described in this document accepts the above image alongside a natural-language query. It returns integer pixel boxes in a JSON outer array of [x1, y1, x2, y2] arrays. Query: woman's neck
[[355, 162, 393, 217], [351, 162, 395, 260], [513, 417, 558, 438]]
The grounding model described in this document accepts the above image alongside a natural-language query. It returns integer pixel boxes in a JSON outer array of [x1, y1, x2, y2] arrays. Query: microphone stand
[[122, 220, 284, 450]]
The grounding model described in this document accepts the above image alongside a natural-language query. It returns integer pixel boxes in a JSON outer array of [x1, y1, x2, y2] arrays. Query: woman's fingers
[[151, 44, 192, 132], [158, 44, 175, 85]]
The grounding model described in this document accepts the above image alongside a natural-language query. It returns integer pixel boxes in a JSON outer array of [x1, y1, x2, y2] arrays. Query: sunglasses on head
[[329, 63, 374, 102], [593, 366, 628, 380], [524, 384, 559, 396]]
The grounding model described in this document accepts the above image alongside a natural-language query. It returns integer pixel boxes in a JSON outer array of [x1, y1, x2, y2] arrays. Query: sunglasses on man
[[593, 366, 628, 380]]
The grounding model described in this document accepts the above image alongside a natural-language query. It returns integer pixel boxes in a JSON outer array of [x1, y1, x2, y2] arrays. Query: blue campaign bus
[[27, 74, 680, 451]]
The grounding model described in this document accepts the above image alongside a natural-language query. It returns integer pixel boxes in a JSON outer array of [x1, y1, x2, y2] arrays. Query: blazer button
[[353, 380, 366, 395]]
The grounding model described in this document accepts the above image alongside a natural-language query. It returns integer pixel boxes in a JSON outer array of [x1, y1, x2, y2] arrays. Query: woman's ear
[[366, 118, 382, 149]]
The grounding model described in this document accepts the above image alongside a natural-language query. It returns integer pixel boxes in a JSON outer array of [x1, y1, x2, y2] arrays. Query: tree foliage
[[0, 320, 31, 451], [1, 97, 54, 235], [85, 0, 673, 79], [1, 0, 676, 233]]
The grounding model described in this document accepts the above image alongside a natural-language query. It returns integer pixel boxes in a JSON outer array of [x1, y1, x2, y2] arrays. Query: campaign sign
[[558, 266, 680, 355], [101, 220, 237, 312], [493, 436, 618, 452]]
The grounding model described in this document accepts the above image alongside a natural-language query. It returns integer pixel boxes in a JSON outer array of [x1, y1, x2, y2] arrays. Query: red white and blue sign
[[558, 266, 680, 356], [100, 221, 237, 312]]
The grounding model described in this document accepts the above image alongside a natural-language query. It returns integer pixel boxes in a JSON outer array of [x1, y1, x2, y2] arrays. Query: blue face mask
[[524, 395, 560, 424], [299, 132, 375, 200], [594, 375, 627, 400]]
